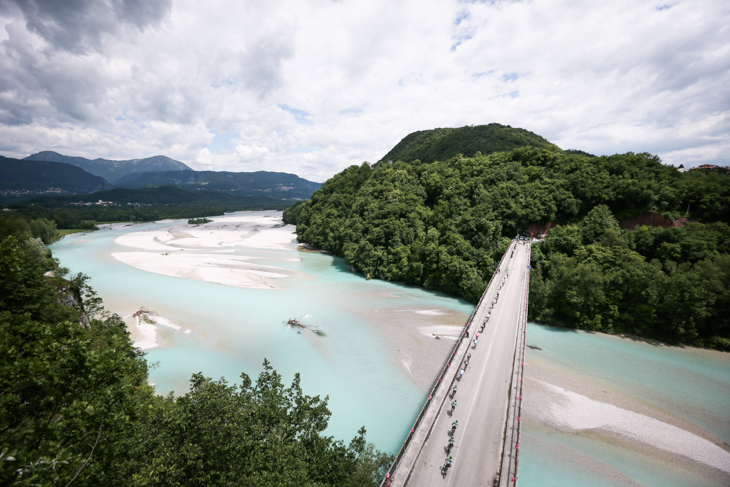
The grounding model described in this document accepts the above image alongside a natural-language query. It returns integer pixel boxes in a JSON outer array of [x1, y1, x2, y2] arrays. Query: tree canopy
[[378, 123, 561, 165], [290, 146, 730, 349], [530, 212, 730, 349]]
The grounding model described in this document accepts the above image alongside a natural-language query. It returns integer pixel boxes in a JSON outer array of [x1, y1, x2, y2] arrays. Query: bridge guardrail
[[380, 240, 517, 487]]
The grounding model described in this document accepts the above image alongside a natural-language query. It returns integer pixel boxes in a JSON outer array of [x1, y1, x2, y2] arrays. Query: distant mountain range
[[1, 151, 321, 206], [24, 151, 193, 184], [0, 156, 112, 204], [115, 170, 320, 200]]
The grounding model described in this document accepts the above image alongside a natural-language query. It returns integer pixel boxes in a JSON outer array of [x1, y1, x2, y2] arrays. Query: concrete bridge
[[383, 239, 531, 487]]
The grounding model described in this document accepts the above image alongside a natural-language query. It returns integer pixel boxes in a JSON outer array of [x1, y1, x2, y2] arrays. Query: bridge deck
[[390, 240, 530, 487]]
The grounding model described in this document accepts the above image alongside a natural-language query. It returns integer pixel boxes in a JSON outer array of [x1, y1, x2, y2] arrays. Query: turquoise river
[[50, 211, 730, 486]]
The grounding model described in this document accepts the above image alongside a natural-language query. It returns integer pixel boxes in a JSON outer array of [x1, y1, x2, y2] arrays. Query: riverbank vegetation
[[529, 206, 730, 349], [2, 195, 296, 244], [287, 126, 729, 349], [0, 215, 390, 486]]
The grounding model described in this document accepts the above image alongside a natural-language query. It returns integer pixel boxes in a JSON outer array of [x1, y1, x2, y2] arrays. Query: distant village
[[677, 163, 730, 174]]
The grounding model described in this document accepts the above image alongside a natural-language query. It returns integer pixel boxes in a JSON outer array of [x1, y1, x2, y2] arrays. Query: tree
[[29, 218, 59, 244], [581, 204, 620, 244]]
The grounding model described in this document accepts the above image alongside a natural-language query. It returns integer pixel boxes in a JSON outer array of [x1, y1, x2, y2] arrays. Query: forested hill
[[288, 144, 730, 350], [378, 123, 561, 164], [0, 156, 112, 204], [115, 169, 321, 200]]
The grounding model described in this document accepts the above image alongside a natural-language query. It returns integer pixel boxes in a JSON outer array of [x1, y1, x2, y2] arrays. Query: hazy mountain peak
[[24, 151, 193, 184]]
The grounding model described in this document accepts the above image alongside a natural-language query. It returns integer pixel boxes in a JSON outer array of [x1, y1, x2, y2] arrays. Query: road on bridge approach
[[401, 239, 530, 487]]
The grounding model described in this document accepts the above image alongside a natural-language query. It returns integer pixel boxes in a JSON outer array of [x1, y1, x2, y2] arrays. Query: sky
[[0, 0, 728, 182]]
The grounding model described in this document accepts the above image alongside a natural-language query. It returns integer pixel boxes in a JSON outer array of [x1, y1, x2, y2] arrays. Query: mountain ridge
[[114, 169, 321, 200], [24, 151, 193, 184], [5, 151, 321, 205]]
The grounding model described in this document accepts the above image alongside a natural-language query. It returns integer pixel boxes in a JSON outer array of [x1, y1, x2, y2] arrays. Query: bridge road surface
[[401, 240, 530, 487]]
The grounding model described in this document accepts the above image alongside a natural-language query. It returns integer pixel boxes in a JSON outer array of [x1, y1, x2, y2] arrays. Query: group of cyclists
[[441, 419, 458, 476], [480, 311, 490, 332], [442, 388, 460, 476], [440, 259, 510, 478]]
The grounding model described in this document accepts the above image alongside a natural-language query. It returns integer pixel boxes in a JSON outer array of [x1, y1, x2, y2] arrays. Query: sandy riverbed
[[111, 213, 468, 384], [522, 353, 730, 485], [111, 213, 299, 290]]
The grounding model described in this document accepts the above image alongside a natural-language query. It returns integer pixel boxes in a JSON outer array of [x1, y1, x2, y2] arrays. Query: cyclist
[[447, 435, 455, 453]]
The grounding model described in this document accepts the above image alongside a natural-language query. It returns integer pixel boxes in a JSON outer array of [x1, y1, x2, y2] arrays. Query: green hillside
[[0, 156, 111, 204], [379, 123, 562, 164], [290, 134, 730, 349], [115, 169, 321, 200]]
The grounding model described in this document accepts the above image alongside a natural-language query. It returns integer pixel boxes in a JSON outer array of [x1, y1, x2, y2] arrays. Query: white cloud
[[0, 0, 728, 182], [196, 147, 213, 170]]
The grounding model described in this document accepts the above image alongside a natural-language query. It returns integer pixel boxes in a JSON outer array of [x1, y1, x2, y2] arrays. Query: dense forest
[[0, 213, 390, 486], [529, 206, 730, 349], [286, 128, 730, 350]]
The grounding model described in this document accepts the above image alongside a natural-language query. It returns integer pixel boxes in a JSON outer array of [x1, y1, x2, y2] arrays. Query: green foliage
[[283, 200, 308, 225], [530, 214, 730, 349], [104, 366, 389, 487], [581, 204, 620, 244], [0, 212, 31, 241], [296, 147, 729, 306], [296, 159, 510, 302], [187, 217, 211, 225], [28, 218, 59, 244], [0, 234, 390, 486], [295, 137, 729, 348], [0, 234, 149, 486]]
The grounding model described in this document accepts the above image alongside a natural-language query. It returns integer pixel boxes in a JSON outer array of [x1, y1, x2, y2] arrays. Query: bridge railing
[[380, 240, 517, 486]]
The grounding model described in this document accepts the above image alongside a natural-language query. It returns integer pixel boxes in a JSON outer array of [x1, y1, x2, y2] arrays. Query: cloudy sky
[[0, 0, 728, 182]]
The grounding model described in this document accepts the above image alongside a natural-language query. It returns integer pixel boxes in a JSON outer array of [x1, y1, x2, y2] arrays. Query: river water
[[49, 212, 474, 454], [50, 211, 730, 485], [519, 324, 730, 486]]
